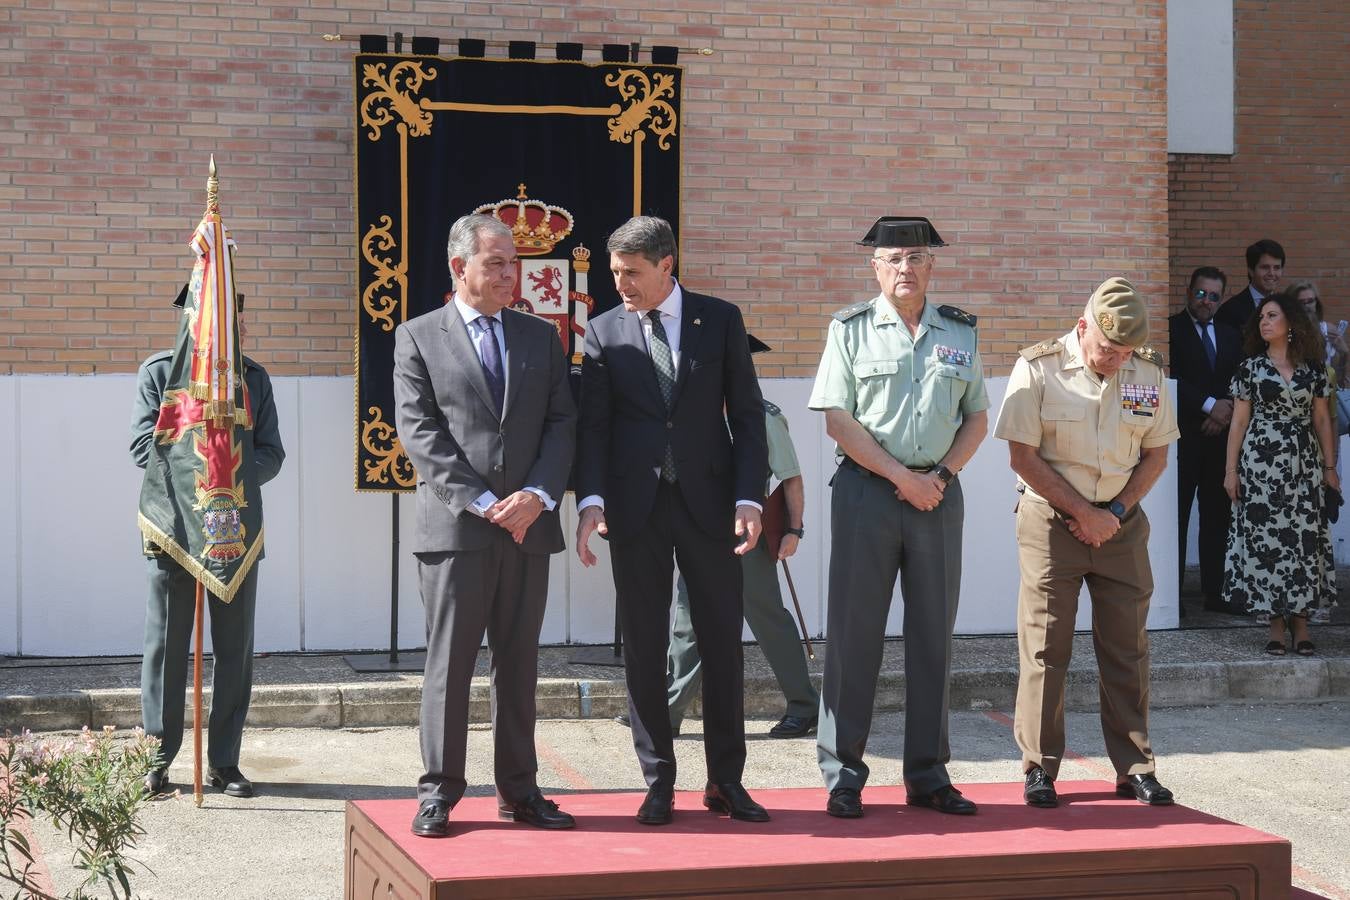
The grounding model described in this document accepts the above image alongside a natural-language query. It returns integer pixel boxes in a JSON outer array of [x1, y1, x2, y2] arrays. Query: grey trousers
[[817, 465, 963, 796], [416, 537, 548, 806], [667, 541, 818, 725], [140, 556, 258, 770]]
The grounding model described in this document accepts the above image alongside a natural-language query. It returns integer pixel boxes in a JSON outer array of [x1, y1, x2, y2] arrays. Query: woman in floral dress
[[1222, 290, 1339, 655]]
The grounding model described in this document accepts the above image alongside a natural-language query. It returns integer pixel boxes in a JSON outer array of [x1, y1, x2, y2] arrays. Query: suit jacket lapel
[[500, 310, 532, 420], [442, 303, 498, 419], [671, 293, 703, 405], [618, 307, 666, 409]]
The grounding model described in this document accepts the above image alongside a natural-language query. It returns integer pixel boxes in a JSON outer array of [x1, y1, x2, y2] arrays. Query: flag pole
[[193, 579, 205, 807], [190, 155, 220, 810]]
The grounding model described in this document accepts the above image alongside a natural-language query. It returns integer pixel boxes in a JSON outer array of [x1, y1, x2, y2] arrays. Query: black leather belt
[[839, 456, 932, 477]]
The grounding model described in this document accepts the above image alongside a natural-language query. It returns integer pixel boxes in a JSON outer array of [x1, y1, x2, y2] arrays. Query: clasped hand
[[488, 491, 543, 544], [893, 470, 944, 512], [1066, 506, 1120, 547]]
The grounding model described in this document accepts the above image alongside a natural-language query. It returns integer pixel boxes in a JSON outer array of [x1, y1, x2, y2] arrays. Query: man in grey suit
[[576, 215, 770, 826], [393, 213, 577, 837]]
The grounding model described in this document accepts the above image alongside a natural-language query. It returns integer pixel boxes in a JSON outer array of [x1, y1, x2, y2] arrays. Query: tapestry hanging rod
[[321, 33, 712, 62]]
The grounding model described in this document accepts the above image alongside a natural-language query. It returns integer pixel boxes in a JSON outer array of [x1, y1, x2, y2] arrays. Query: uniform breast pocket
[[929, 363, 971, 421], [853, 359, 900, 410], [1042, 402, 1086, 458], [1121, 412, 1152, 459]]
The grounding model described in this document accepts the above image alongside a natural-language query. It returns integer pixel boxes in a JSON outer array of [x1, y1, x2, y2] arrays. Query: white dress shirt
[[1190, 314, 1219, 414], [578, 281, 761, 516], [452, 295, 555, 517]]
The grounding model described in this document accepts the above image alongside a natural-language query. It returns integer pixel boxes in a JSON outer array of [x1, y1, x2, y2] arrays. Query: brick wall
[[1169, 0, 1350, 329], [0, 1, 1167, 377]]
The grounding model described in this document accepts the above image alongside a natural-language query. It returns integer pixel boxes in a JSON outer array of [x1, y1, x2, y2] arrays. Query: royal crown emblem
[[474, 184, 575, 256], [475, 184, 594, 367]]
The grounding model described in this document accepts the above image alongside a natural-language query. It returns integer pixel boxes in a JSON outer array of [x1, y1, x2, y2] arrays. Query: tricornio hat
[[747, 333, 771, 354], [857, 216, 947, 249], [1088, 277, 1147, 347]]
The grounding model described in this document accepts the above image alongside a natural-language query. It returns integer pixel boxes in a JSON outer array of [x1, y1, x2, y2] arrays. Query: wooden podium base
[[345, 781, 1292, 899]]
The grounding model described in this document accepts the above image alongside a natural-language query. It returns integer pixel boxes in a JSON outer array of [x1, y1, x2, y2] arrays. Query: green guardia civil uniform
[[130, 350, 286, 770], [809, 295, 988, 796], [666, 400, 819, 726]]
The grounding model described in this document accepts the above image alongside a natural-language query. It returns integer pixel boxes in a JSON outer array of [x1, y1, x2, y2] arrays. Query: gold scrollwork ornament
[[361, 406, 415, 488], [605, 69, 678, 150], [360, 60, 437, 140], [361, 215, 405, 332]]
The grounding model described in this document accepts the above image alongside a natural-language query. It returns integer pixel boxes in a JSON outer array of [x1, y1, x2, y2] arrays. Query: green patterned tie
[[647, 310, 678, 483]]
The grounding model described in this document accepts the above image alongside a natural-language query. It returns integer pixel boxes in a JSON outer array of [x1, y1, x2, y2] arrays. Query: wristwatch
[[933, 464, 955, 485], [784, 526, 805, 538], [1106, 499, 1127, 520]]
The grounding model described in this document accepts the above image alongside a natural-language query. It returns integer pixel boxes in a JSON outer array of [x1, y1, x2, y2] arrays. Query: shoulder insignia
[[1134, 346, 1164, 366], [762, 399, 782, 417], [937, 304, 977, 327], [1019, 339, 1061, 361], [832, 299, 872, 322]]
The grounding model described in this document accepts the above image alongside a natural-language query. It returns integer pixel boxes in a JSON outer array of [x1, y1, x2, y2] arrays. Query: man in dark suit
[[576, 215, 770, 826], [1169, 266, 1243, 613], [393, 213, 577, 837], [1213, 238, 1284, 331]]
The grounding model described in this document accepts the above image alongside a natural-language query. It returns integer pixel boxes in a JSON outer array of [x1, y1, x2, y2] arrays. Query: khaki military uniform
[[993, 328, 1178, 781], [809, 296, 988, 796], [666, 400, 819, 725]]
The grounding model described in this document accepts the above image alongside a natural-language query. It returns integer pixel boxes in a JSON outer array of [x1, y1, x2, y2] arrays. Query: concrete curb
[[2, 657, 1344, 733]]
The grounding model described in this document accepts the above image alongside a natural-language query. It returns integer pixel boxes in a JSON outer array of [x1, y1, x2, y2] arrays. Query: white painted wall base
[[0, 374, 1181, 656]]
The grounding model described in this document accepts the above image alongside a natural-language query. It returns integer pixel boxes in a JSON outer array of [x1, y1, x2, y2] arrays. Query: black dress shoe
[[499, 791, 576, 829], [1023, 767, 1058, 808], [826, 787, 864, 818], [615, 713, 631, 727], [906, 784, 978, 816], [1116, 773, 1174, 806], [703, 782, 770, 822], [207, 765, 254, 798], [411, 799, 452, 837], [143, 768, 170, 796], [768, 714, 818, 738], [636, 786, 674, 825]]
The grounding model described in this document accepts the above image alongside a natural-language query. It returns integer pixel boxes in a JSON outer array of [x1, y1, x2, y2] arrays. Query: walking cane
[[779, 560, 815, 660], [193, 580, 205, 808]]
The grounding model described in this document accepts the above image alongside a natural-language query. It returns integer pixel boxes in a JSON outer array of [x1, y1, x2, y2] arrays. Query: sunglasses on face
[[1192, 289, 1221, 302]]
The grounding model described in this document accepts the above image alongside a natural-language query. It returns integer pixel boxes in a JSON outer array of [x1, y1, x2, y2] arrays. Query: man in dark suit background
[[393, 213, 577, 837], [1169, 265, 1243, 613], [1213, 238, 1284, 331], [576, 215, 770, 825]]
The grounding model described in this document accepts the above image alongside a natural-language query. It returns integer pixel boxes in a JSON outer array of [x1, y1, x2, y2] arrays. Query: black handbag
[[1324, 485, 1343, 525]]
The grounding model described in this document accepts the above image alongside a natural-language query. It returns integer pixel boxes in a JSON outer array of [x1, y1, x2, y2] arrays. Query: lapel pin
[[693, 318, 701, 326]]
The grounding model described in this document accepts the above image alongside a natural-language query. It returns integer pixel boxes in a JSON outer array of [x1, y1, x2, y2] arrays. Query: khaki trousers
[[1014, 497, 1156, 781]]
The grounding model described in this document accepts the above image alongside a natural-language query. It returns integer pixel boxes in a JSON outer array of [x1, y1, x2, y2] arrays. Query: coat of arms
[[474, 185, 594, 365]]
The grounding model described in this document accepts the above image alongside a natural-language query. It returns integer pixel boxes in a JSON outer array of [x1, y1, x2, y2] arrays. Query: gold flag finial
[[206, 155, 219, 214]]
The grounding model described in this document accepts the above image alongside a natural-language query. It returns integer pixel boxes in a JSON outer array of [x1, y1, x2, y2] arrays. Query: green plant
[[1, 726, 161, 900]]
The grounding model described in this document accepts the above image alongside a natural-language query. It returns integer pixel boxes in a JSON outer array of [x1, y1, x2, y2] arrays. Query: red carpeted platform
[[345, 781, 1292, 899]]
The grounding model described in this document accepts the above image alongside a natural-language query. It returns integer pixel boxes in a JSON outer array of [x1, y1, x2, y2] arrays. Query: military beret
[[1088, 276, 1147, 347]]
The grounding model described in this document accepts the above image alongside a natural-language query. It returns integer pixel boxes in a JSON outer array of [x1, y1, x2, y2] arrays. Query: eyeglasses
[[874, 252, 932, 269], [1192, 289, 1221, 302]]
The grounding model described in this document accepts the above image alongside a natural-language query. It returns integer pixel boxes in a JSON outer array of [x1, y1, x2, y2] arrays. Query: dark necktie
[[475, 316, 505, 414], [1200, 323, 1217, 369], [646, 310, 678, 482]]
